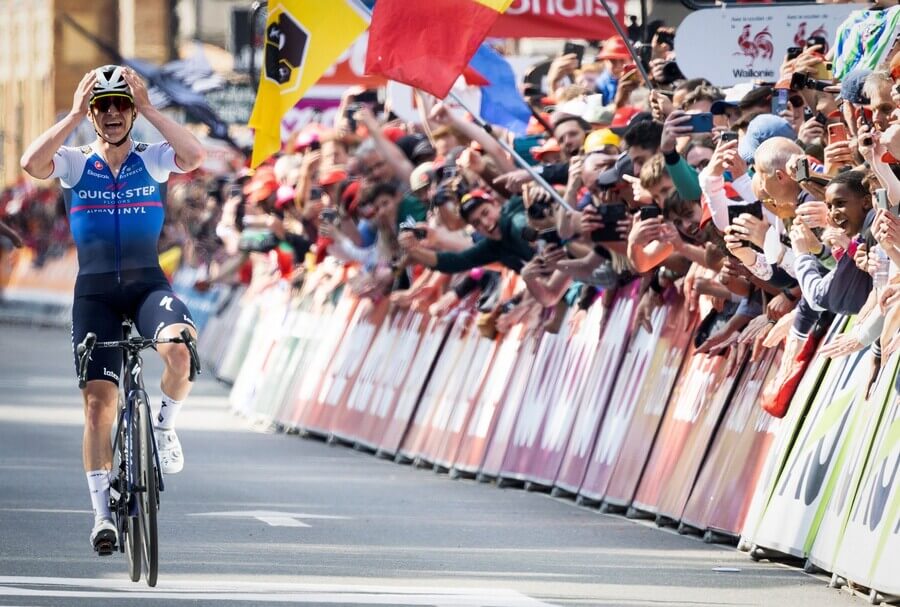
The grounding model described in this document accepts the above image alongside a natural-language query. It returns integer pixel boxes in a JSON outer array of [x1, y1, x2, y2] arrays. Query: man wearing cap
[[596, 37, 633, 106], [398, 190, 534, 274]]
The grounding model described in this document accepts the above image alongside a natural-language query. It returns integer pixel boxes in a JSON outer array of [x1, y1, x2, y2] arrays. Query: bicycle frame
[[110, 345, 165, 511]]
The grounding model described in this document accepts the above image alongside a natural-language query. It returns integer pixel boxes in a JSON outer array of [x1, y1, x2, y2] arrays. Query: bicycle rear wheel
[[136, 395, 159, 587]]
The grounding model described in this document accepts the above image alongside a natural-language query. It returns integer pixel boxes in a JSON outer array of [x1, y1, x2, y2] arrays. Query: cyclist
[[20, 65, 205, 554]]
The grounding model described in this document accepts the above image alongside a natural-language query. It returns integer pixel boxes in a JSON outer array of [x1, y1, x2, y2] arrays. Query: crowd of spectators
[[6, 13, 900, 413]]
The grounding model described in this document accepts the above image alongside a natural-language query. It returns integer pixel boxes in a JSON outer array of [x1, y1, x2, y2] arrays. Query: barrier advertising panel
[[397, 315, 473, 462], [421, 328, 496, 469], [498, 321, 571, 485], [377, 315, 453, 456], [738, 317, 847, 549], [807, 351, 898, 573], [350, 311, 433, 451], [681, 347, 781, 534], [640, 347, 742, 521], [293, 298, 388, 435], [553, 291, 638, 494], [329, 309, 411, 446], [752, 319, 871, 558], [479, 333, 543, 480], [592, 302, 695, 506], [832, 353, 900, 596], [451, 323, 536, 475]]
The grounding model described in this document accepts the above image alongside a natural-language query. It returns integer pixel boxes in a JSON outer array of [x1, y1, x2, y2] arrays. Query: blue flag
[[468, 45, 531, 136]]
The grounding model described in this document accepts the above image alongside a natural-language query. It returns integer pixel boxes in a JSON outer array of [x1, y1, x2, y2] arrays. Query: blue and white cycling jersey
[[50, 141, 184, 282]]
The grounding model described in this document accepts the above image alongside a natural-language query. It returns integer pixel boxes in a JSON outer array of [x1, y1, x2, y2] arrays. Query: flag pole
[[595, 0, 654, 90], [447, 91, 576, 213]]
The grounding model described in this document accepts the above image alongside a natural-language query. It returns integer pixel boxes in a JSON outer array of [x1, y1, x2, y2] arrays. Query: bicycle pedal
[[93, 533, 117, 557]]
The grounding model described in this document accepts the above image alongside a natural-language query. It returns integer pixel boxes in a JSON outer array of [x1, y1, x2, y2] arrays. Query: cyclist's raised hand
[[72, 71, 97, 115], [122, 68, 152, 112]]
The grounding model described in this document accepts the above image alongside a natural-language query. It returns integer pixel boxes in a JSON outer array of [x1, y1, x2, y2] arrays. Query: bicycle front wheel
[[119, 402, 141, 582], [136, 395, 159, 587]]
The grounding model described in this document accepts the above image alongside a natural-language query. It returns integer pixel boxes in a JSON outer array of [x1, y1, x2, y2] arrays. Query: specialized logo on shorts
[[94, 160, 104, 171], [160, 296, 174, 312], [102, 367, 120, 381], [182, 315, 196, 328]]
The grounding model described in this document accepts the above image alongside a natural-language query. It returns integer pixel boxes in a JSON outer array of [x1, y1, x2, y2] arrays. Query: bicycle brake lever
[[180, 329, 201, 381], [76, 333, 97, 389]]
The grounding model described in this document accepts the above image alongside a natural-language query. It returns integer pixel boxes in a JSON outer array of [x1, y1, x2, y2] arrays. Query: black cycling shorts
[[71, 276, 195, 386]]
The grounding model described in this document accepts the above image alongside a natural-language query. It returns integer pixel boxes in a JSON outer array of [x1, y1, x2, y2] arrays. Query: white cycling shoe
[[91, 517, 117, 556], [154, 427, 184, 474]]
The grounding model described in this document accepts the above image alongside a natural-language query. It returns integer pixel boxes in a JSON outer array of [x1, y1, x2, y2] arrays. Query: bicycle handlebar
[[76, 330, 202, 389]]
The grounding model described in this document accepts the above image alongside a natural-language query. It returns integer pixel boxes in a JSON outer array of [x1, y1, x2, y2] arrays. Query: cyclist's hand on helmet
[[72, 71, 98, 115], [121, 68, 151, 112]]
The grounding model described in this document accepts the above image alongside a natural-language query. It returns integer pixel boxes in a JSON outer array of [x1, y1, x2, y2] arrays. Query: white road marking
[[188, 510, 351, 528], [0, 508, 91, 514], [0, 576, 555, 606]]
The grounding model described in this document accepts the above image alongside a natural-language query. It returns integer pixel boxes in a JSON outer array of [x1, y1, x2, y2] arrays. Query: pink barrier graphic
[[478, 334, 541, 480], [498, 325, 571, 485], [293, 299, 388, 435], [634, 348, 739, 520], [451, 324, 536, 476], [680, 347, 782, 535], [377, 315, 453, 456], [397, 315, 473, 462], [553, 291, 643, 496], [582, 299, 695, 506]]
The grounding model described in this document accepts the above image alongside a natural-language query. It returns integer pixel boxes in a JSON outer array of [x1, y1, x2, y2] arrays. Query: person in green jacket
[[398, 190, 535, 273]]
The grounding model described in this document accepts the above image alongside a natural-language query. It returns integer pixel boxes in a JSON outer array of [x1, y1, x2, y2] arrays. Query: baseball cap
[[409, 161, 434, 192], [275, 184, 296, 209], [459, 188, 494, 220], [611, 110, 653, 136], [738, 114, 796, 163], [738, 85, 773, 111], [711, 82, 756, 115], [243, 166, 279, 204], [530, 138, 562, 160], [596, 152, 634, 187], [597, 37, 631, 61], [838, 68, 872, 105], [583, 129, 621, 153], [319, 168, 347, 187]]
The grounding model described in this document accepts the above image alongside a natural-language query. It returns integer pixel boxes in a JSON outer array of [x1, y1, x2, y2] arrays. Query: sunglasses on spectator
[[91, 95, 134, 113]]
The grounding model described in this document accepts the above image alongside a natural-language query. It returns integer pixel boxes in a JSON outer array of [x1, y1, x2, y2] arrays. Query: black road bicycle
[[76, 321, 200, 587]]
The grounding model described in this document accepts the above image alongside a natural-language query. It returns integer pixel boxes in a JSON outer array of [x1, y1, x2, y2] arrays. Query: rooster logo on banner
[[793, 22, 830, 51], [735, 24, 774, 66]]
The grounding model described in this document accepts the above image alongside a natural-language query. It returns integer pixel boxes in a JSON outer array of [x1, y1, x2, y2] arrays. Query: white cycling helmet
[[91, 65, 133, 101]]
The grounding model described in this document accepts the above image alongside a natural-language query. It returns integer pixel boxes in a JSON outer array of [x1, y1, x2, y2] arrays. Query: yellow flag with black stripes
[[248, 0, 370, 167]]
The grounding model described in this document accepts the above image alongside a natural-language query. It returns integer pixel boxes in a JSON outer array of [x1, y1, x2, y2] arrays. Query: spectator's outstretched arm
[[522, 246, 572, 307], [431, 103, 516, 173], [21, 72, 96, 179], [355, 106, 414, 183]]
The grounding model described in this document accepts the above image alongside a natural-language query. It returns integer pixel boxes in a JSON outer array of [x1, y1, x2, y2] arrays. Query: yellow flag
[[248, 0, 370, 167]]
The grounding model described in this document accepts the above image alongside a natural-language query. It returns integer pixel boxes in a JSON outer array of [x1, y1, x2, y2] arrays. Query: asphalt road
[[0, 323, 866, 607]]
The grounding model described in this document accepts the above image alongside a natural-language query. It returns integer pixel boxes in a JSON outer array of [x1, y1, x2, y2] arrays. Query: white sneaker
[[90, 517, 117, 556], [154, 427, 184, 474]]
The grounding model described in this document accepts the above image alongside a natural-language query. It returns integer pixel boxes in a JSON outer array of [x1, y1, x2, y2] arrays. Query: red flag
[[365, 0, 511, 99]]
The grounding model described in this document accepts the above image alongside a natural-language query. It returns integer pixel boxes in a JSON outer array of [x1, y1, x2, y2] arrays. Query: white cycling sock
[[156, 393, 183, 430], [87, 470, 111, 520]]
